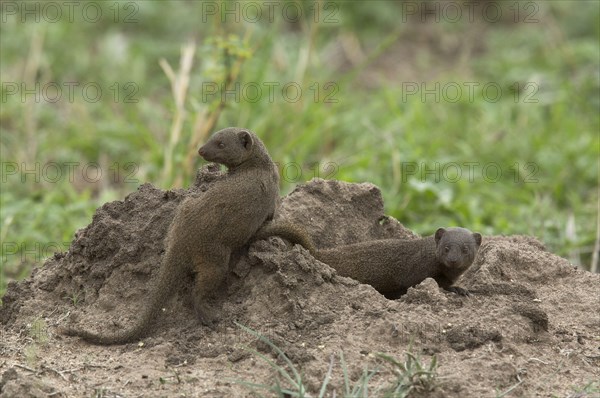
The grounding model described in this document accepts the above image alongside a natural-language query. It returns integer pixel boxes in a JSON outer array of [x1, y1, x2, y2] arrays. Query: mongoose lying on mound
[[62, 127, 281, 344], [315, 227, 482, 298], [251, 222, 481, 297]]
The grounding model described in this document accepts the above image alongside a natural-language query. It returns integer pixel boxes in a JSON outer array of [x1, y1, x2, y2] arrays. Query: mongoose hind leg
[[191, 249, 230, 326]]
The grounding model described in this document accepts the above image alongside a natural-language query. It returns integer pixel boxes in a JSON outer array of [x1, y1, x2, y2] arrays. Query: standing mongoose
[[315, 227, 482, 298], [61, 127, 280, 344]]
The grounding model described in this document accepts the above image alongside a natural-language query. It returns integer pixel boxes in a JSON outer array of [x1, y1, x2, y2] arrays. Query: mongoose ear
[[434, 228, 446, 244], [238, 130, 253, 150], [472, 232, 482, 246]]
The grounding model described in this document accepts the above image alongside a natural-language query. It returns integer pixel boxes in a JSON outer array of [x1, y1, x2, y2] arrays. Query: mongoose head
[[434, 227, 482, 271], [198, 127, 262, 168]]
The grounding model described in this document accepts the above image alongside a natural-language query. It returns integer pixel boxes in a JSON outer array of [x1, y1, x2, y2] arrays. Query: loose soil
[[1, 167, 598, 397]]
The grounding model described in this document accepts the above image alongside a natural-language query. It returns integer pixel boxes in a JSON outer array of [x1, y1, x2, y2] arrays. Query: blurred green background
[[1, 0, 599, 298]]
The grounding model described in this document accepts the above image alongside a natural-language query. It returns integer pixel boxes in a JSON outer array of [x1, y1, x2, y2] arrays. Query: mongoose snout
[[197, 129, 253, 167]]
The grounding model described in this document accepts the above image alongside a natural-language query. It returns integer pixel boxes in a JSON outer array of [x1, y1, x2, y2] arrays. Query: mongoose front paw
[[446, 286, 470, 296]]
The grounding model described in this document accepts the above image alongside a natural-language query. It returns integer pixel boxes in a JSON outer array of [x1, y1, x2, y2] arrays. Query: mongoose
[[251, 222, 480, 297], [61, 127, 280, 344], [252, 220, 317, 254], [315, 227, 482, 298]]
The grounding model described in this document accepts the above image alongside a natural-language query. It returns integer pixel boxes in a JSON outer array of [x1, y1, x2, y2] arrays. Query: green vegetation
[[24, 317, 49, 367], [565, 381, 600, 397], [28, 317, 49, 345], [234, 322, 439, 397], [64, 291, 82, 306], [1, 1, 598, 297]]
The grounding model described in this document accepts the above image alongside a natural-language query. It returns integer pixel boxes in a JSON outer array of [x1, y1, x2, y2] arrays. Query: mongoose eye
[[444, 246, 450, 252], [218, 142, 225, 149]]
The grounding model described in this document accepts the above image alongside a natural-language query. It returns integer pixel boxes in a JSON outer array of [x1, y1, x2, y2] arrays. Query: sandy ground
[[1, 168, 599, 397]]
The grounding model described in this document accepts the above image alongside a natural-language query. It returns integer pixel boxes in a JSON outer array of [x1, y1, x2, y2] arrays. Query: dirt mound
[[1, 167, 598, 397]]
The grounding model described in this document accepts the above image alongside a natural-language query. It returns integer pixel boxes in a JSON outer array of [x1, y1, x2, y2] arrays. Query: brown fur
[[61, 127, 279, 344], [316, 227, 482, 298], [250, 222, 481, 298], [253, 220, 316, 255]]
